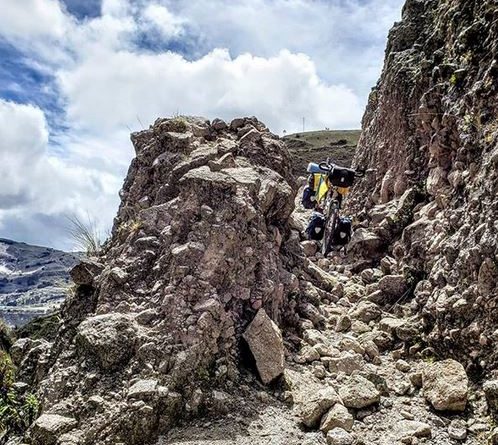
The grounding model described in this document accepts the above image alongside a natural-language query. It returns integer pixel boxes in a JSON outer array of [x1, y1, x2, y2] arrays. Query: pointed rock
[[243, 309, 284, 384]]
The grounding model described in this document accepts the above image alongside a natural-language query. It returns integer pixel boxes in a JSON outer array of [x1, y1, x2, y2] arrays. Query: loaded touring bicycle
[[302, 160, 364, 256]]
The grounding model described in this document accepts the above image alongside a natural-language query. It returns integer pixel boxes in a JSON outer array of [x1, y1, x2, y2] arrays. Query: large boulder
[[422, 359, 468, 411], [243, 309, 285, 384], [76, 313, 138, 371]]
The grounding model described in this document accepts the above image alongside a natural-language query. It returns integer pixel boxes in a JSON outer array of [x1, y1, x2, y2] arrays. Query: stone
[[299, 345, 321, 363], [230, 117, 246, 130], [395, 420, 432, 439], [378, 275, 407, 298], [348, 229, 384, 255], [336, 315, 351, 332], [243, 309, 284, 384], [328, 352, 364, 375], [326, 427, 353, 445], [448, 419, 467, 440], [422, 359, 468, 411], [30, 414, 77, 445], [296, 386, 340, 428], [109, 266, 128, 284], [484, 380, 498, 415], [339, 375, 380, 409], [70, 259, 104, 286], [211, 118, 227, 131], [127, 379, 159, 399], [320, 404, 354, 433], [301, 240, 318, 257], [396, 359, 411, 372], [349, 301, 381, 323], [76, 313, 138, 371]]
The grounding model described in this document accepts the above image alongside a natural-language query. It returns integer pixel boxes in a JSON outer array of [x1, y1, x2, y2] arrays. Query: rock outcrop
[[14, 116, 305, 445], [350, 0, 498, 373]]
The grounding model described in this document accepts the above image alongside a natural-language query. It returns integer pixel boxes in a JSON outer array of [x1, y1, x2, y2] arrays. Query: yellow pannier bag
[[316, 174, 329, 203]]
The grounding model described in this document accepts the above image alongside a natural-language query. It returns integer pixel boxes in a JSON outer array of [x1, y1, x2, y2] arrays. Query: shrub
[[0, 352, 39, 437]]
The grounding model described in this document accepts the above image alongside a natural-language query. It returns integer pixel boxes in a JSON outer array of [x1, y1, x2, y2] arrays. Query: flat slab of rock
[[338, 375, 380, 409], [127, 379, 158, 399], [395, 420, 432, 439], [423, 359, 468, 411], [243, 309, 284, 384], [30, 414, 77, 445]]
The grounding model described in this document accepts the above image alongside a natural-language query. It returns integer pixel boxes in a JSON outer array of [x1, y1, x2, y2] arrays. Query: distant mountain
[[0, 238, 79, 327]]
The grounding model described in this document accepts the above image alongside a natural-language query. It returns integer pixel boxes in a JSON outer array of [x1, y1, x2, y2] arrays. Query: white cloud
[[0, 100, 123, 250], [161, 0, 403, 94], [142, 4, 185, 38], [0, 0, 68, 40], [58, 48, 363, 135]]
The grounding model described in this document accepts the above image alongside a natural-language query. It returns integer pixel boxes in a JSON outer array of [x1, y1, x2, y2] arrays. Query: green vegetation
[[0, 353, 39, 437], [15, 312, 61, 342], [118, 219, 143, 236], [169, 116, 189, 133], [283, 129, 361, 176], [284, 129, 361, 148]]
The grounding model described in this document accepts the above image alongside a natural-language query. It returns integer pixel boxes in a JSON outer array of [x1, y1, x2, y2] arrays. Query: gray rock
[[296, 386, 340, 428], [30, 414, 77, 445], [378, 275, 407, 298], [70, 259, 104, 286], [395, 420, 432, 439], [339, 375, 380, 409], [243, 309, 284, 384], [448, 419, 467, 440], [423, 359, 468, 411], [326, 427, 353, 445], [127, 379, 159, 399], [484, 380, 498, 415], [211, 118, 227, 131], [76, 313, 138, 371], [320, 404, 354, 433]]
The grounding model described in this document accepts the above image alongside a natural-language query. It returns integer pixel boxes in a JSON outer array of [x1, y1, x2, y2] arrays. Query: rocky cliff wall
[[350, 0, 498, 374], [11, 116, 328, 445]]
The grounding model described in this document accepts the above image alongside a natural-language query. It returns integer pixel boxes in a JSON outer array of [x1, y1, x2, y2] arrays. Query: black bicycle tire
[[322, 201, 338, 256]]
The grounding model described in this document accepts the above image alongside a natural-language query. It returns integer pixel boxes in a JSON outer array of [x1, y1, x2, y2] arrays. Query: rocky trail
[[160, 231, 491, 445], [6, 0, 498, 443]]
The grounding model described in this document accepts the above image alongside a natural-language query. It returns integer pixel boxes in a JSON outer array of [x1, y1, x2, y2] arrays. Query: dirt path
[[160, 242, 490, 445]]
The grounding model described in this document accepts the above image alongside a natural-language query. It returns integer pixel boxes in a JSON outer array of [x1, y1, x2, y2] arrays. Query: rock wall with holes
[[349, 0, 498, 374]]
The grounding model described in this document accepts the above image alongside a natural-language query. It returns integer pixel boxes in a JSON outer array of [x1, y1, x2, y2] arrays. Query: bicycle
[[316, 160, 365, 256]]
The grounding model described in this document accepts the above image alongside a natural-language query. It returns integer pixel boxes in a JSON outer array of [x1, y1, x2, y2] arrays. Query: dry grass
[[66, 213, 102, 257]]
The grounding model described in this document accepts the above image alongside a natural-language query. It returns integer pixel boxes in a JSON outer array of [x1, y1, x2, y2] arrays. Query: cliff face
[[351, 0, 498, 373], [13, 116, 324, 445]]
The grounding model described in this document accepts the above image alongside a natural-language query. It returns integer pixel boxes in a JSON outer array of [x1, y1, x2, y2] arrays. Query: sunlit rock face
[[350, 0, 498, 372]]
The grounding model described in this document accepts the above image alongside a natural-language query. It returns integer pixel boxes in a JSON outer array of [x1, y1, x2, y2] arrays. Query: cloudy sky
[[0, 0, 403, 250]]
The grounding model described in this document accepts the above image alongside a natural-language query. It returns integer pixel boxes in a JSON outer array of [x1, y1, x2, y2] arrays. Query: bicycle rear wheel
[[321, 204, 338, 257]]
